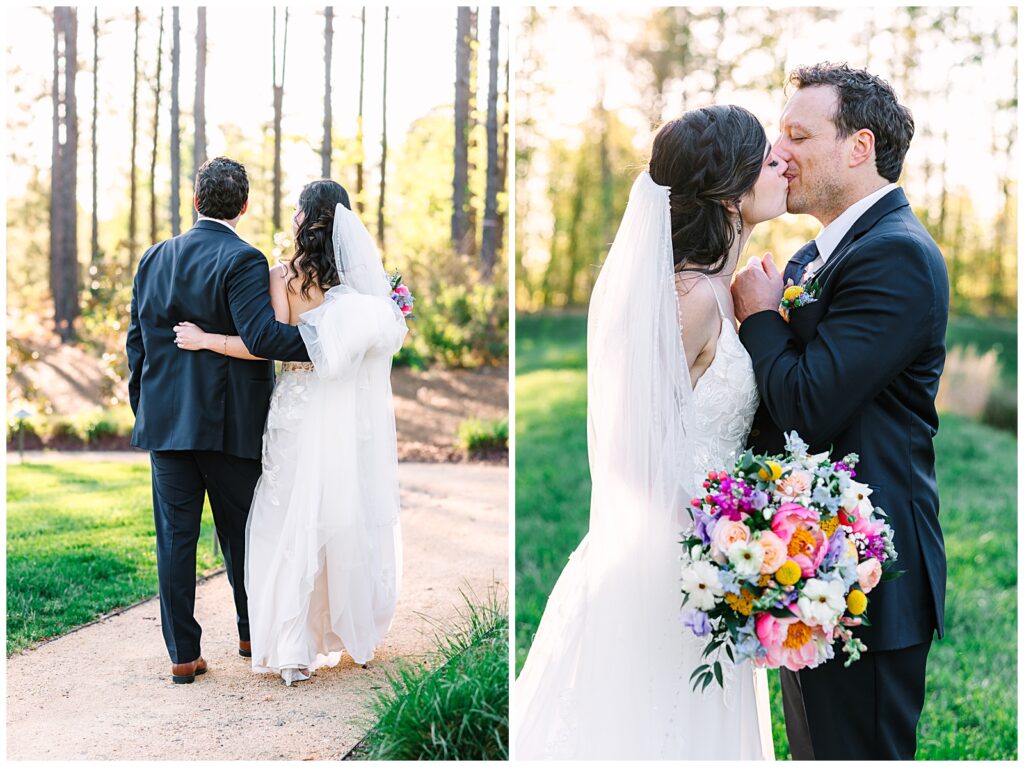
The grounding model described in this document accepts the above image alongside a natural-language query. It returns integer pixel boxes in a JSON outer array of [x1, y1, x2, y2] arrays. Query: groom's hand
[[731, 254, 784, 323]]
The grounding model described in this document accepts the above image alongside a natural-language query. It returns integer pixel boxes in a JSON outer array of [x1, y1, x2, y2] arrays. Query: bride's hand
[[174, 321, 209, 351]]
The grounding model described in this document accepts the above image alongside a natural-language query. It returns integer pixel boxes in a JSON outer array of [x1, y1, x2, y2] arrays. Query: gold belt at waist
[[281, 361, 316, 372]]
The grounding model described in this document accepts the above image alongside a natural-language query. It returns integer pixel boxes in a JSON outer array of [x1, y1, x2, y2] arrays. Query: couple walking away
[[513, 62, 948, 760], [127, 158, 407, 687]]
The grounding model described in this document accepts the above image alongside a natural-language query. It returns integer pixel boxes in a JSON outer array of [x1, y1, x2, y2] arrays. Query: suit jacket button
[[750, 428, 761, 437]]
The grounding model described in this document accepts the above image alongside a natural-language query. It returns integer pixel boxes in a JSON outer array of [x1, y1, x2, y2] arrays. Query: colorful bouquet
[[388, 270, 415, 318], [779, 283, 819, 322], [679, 432, 901, 691]]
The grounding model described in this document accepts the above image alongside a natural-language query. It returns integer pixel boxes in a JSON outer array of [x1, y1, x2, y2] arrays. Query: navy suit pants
[[150, 450, 261, 663]]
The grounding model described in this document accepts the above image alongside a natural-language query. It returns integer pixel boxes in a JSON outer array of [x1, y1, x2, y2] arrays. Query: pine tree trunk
[[51, 6, 80, 342], [51, 7, 64, 334], [495, 45, 509, 257], [452, 7, 470, 251], [356, 7, 366, 213], [90, 7, 99, 266], [479, 7, 500, 279], [465, 8, 479, 257], [170, 7, 181, 235], [377, 6, 389, 249], [321, 6, 333, 179], [192, 7, 207, 223], [129, 7, 140, 273], [272, 8, 289, 233], [150, 8, 164, 244]]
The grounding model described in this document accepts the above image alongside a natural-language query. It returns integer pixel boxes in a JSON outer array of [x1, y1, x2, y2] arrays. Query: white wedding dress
[[244, 205, 407, 685], [513, 173, 774, 759]]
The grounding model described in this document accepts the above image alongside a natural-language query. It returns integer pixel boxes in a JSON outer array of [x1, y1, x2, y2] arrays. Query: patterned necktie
[[783, 240, 820, 287]]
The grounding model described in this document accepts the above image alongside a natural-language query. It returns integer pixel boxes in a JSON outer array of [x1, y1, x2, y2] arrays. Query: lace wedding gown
[[512, 268, 774, 753], [245, 207, 407, 685]]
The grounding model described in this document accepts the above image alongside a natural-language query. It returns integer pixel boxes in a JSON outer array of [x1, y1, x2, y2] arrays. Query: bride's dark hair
[[648, 105, 768, 275], [288, 179, 352, 300]]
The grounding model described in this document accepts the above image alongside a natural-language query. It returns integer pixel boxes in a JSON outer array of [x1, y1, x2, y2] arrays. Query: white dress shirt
[[803, 182, 898, 282], [197, 214, 238, 232]]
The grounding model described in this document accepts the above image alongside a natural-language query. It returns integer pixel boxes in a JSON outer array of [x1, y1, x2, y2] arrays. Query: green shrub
[[413, 282, 509, 368], [982, 383, 1017, 434], [46, 418, 86, 448], [393, 343, 428, 370], [458, 418, 509, 454], [6, 415, 44, 449], [354, 590, 509, 761]]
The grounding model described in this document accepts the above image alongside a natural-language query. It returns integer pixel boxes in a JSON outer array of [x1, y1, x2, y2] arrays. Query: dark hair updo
[[289, 179, 353, 300], [648, 105, 768, 274]]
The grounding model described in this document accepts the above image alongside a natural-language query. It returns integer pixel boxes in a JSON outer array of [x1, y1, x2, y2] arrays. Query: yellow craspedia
[[847, 589, 868, 616], [776, 560, 802, 586], [783, 285, 805, 302], [758, 461, 783, 482]]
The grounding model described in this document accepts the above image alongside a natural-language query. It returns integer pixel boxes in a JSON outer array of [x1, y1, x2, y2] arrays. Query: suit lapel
[[805, 188, 909, 289]]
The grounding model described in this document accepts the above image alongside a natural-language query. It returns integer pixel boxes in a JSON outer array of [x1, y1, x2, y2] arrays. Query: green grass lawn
[[7, 460, 222, 655], [515, 311, 1017, 760]]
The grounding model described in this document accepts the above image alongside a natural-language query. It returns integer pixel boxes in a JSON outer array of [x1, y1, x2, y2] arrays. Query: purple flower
[[749, 490, 769, 511], [821, 528, 847, 570], [773, 589, 799, 609], [692, 506, 715, 546], [833, 461, 856, 478], [680, 609, 711, 637]]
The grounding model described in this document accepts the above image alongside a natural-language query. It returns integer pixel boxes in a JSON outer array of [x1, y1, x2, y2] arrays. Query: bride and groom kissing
[[127, 158, 407, 687], [514, 62, 948, 760]]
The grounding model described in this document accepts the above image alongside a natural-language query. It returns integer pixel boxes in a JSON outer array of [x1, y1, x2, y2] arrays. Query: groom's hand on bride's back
[[732, 254, 784, 323]]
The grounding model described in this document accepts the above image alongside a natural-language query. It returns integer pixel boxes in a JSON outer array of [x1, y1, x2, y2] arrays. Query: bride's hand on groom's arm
[[731, 254, 784, 323], [174, 321, 265, 360]]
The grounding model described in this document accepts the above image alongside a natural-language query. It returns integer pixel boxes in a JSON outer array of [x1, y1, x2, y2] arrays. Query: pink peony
[[394, 285, 411, 298], [757, 531, 788, 574], [756, 610, 830, 672], [789, 527, 829, 578], [770, 502, 821, 543], [857, 558, 883, 593], [711, 519, 751, 562]]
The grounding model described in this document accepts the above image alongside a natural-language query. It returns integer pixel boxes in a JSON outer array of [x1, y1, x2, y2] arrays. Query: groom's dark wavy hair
[[649, 105, 768, 275], [288, 179, 352, 301], [194, 157, 249, 220], [788, 62, 914, 183]]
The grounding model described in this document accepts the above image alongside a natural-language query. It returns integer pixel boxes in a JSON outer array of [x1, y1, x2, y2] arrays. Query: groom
[[732, 63, 948, 759], [127, 157, 310, 683]]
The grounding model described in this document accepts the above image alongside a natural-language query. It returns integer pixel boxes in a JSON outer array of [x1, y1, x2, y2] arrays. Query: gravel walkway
[[6, 463, 508, 760]]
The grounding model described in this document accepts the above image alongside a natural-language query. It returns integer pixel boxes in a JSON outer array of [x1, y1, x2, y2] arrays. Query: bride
[[513, 105, 788, 758], [173, 179, 407, 685]]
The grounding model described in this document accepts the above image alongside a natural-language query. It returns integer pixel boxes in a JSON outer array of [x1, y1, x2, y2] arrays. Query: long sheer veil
[[514, 172, 706, 757]]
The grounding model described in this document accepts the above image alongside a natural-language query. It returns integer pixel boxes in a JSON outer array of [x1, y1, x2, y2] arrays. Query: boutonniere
[[779, 282, 819, 322]]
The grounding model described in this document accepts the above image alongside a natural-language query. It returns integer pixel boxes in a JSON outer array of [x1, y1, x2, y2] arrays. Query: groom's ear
[[239, 199, 249, 216], [848, 129, 875, 170]]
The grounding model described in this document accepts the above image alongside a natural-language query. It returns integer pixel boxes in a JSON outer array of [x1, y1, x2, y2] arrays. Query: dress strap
[[699, 273, 727, 318]]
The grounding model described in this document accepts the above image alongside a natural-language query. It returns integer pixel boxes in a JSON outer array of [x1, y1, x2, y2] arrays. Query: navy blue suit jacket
[[739, 188, 948, 651], [126, 219, 310, 460]]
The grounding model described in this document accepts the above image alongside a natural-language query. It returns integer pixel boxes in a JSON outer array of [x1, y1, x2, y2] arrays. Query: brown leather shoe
[[171, 656, 208, 684], [238, 640, 252, 658]]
